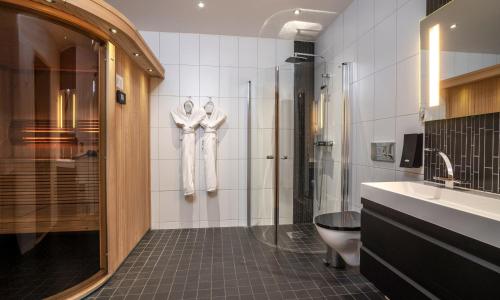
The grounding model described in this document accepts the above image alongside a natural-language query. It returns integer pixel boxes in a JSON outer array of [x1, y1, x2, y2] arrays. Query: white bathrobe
[[171, 105, 206, 196], [200, 106, 226, 192]]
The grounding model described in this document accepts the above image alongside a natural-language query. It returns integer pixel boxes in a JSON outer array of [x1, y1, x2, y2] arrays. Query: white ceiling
[[106, 0, 352, 40]]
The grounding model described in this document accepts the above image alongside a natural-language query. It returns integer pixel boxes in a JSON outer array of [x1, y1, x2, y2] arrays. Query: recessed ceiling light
[[109, 28, 118, 34], [198, 1, 205, 8], [133, 52, 140, 57], [147, 68, 153, 72], [294, 9, 301, 15], [45, 0, 55, 3], [450, 24, 457, 30]]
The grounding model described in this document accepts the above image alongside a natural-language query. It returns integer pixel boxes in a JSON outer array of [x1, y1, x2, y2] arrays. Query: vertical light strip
[[72, 93, 76, 128], [429, 24, 440, 107], [57, 94, 62, 128]]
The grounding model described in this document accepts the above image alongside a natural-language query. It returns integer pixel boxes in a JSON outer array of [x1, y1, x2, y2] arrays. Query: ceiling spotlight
[[45, 0, 56, 3], [294, 9, 301, 15], [133, 52, 141, 57], [450, 24, 457, 30], [198, 1, 205, 8], [109, 28, 118, 34], [147, 68, 153, 72]]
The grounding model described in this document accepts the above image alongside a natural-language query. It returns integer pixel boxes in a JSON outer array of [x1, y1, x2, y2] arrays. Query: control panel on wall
[[116, 74, 126, 105]]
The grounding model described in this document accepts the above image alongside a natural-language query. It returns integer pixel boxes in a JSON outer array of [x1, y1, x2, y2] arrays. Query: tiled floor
[[87, 228, 384, 300], [251, 224, 326, 254]]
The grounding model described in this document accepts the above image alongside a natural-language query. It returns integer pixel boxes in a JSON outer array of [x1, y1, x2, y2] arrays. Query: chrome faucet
[[425, 148, 461, 189]]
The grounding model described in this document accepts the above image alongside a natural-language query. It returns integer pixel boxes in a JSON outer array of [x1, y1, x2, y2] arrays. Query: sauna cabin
[[0, 0, 163, 298]]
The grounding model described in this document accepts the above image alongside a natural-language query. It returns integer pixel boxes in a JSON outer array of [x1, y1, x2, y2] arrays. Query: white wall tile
[[159, 32, 179, 64], [150, 95, 159, 127], [159, 159, 181, 191], [238, 37, 258, 67], [220, 67, 239, 97], [343, 1, 358, 47], [357, 0, 374, 37], [158, 127, 180, 159], [374, 14, 396, 72], [217, 160, 239, 190], [357, 30, 374, 79], [355, 75, 374, 122], [151, 160, 159, 192], [140, 31, 160, 59], [397, 55, 420, 116], [258, 38, 276, 68], [158, 96, 179, 128], [159, 64, 180, 96], [374, 0, 397, 25], [180, 65, 200, 96], [220, 36, 239, 67], [238, 67, 257, 98], [150, 127, 159, 159], [200, 34, 220, 66], [200, 66, 219, 97], [374, 65, 396, 119], [219, 99, 239, 129], [151, 191, 159, 228], [396, 0, 425, 62], [180, 33, 200, 65], [218, 128, 239, 159]]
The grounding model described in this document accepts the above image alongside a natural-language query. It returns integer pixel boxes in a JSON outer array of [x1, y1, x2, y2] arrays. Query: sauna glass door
[[0, 6, 105, 299]]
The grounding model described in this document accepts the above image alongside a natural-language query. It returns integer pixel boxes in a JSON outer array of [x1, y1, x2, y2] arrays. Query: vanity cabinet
[[360, 198, 500, 300]]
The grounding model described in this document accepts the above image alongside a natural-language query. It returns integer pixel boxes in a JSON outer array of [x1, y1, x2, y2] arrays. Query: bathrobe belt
[[204, 128, 217, 134]]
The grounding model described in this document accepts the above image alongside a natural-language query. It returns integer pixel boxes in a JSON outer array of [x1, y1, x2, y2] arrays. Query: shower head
[[285, 55, 307, 64], [284, 52, 325, 64]]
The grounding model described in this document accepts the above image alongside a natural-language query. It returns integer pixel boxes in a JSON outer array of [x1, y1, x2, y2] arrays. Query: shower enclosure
[[247, 8, 353, 253]]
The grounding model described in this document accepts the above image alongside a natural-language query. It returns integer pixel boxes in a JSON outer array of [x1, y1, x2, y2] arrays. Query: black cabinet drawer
[[361, 205, 500, 299]]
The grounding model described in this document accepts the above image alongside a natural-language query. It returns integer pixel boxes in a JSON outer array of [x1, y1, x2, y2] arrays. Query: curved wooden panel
[[0, 0, 164, 78]]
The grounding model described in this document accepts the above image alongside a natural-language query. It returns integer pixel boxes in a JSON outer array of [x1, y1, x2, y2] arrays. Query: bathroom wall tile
[[258, 38, 276, 69], [396, 0, 425, 62], [373, 167, 396, 181], [355, 121, 374, 166], [150, 95, 159, 127], [374, 14, 396, 72], [374, 0, 397, 24], [159, 64, 180, 96], [151, 159, 159, 192], [158, 127, 180, 159], [238, 190, 247, 226], [158, 95, 179, 128], [357, 0, 374, 37], [357, 30, 374, 79], [396, 55, 420, 116], [140, 31, 160, 58], [343, 1, 358, 47], [355, 75, 374, 122], [150, 191, 159, 229], [217, 160, 239, 190], [159, 32, 179, 64], [220, 67, 239, 97], [180, 33, 200, 65], [238, 67, 258, 98], [150, 127, 159, 160], [374, 65, 396, 119], [180, 65, 200, 96], [200, 66, 219, 97], [159, 159, 181, 191], [159, 191, 199, 223], [220, 35, 239, 67], [200, 34, 220, 66], [218, 128, 239, 159], [219, 98, 239, 129], [238, 37, 258, 67]]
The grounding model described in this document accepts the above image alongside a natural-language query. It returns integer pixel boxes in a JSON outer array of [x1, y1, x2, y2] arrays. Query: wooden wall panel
[[106, 43, 150, 273], [445, 76, 500, 119]]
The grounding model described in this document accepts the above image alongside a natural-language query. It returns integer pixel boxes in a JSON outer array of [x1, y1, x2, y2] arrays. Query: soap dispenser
[[400, 133, 423, 168]]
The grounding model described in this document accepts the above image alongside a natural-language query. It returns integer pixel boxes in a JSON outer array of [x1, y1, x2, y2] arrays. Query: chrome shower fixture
[[285, 52, 325, 64]]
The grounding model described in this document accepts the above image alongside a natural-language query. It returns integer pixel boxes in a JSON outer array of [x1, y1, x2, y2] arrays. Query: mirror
[[420, 0, 500, 121]]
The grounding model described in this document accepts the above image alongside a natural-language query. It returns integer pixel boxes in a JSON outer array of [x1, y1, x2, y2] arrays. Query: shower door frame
[[247, 66, 281, 247]]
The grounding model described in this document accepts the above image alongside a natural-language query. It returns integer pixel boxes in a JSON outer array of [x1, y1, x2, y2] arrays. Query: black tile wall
[[424, 113, 500, 193], [426, 0, 452, 15]]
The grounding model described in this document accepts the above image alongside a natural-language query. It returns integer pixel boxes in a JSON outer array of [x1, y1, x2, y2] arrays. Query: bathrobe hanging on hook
[[200, 102, 226, 192], [171, 101, 206, 196]]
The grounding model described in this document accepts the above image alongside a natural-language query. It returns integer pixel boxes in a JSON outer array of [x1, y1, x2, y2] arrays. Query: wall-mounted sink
[[361, 181, 500, 248]]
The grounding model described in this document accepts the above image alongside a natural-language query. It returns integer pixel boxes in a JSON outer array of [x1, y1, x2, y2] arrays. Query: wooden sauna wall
[[106, 44, 151, 273], [444, 75, 500, 119]]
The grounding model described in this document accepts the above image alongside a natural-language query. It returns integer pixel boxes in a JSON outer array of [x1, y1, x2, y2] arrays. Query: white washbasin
[[361, 181, 500, 248]]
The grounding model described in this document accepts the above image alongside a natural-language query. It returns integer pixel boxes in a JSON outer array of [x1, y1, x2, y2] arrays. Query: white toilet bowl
[[314, 211, 361, 267]]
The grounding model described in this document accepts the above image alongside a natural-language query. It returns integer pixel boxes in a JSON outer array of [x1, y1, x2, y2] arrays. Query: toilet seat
[[314, 211, 360, 231]]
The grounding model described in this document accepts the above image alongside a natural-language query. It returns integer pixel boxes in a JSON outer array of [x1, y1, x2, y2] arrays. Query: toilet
[[314, 211, 361, 268]]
